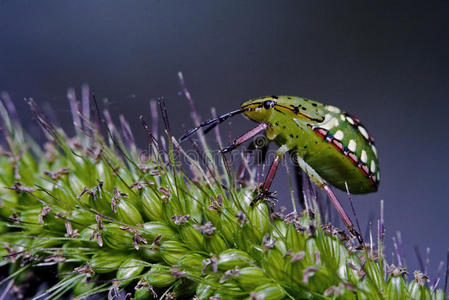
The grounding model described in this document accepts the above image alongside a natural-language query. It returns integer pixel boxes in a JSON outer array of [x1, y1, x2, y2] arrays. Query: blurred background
[[1, 1, 448, 279]]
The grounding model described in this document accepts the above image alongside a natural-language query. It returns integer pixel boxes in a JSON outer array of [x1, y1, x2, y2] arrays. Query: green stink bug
[[180, 96, 379, 241]]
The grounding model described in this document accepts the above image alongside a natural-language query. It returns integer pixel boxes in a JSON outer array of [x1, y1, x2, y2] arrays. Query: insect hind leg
[[295, 155, 364, 245]]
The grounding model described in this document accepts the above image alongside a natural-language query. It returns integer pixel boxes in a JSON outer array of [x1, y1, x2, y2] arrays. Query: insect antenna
[[179, 108, 247, 142]]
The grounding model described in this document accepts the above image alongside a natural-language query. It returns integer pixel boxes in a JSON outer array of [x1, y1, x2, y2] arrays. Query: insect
[[180, 95, 379, 241]]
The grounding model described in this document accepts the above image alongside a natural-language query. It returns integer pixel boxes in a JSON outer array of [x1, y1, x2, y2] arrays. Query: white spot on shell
[[334, 130, 344, 140], [346, 116, 355, 125], [320, 114, 339, 130], [361, 150, 368, 163], [348, 139, 357, 152], [358, 126, 369, 140], [326, 105, 341, 113], [340, 114, 345, 121], [376, 172, 380, 181], [370, 160, 376, 173], [371, 145, 378, 158]]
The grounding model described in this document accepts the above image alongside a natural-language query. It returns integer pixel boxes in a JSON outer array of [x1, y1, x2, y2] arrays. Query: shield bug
[[180, 96, 379, 242]]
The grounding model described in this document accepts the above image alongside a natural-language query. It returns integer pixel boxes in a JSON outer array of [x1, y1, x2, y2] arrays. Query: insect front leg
[[295, 155, 364, 245], [221, 122, 269, 153], [250, 145, 290, 207]]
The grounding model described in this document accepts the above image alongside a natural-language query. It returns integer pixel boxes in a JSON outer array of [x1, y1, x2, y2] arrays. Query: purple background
[[1, 1, 448, 280]]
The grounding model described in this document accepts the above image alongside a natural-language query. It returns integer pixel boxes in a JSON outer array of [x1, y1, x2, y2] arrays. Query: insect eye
[[263, 100, 275, 109]]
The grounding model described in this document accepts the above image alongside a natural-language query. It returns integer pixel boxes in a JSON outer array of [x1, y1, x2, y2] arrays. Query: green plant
[[0, 88, 446, 299]]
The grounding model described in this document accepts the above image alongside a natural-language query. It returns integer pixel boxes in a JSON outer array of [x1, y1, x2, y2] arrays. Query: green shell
[[241, 95, 379, 194]]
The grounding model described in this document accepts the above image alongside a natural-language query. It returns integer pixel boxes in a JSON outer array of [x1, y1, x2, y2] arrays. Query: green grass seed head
[[0, 89, 446, 299]]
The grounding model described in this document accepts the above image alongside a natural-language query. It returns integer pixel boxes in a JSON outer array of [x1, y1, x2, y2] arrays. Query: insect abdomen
[[271, 104, 379, 194], [305, 106, 379, 193]]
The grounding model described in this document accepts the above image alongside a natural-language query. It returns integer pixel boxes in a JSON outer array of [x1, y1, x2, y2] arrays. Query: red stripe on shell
[[348, 152, 358, 164], [317, 128, 328, 137], [360, 164, 370, 176], [332, 139, 344, 152], [351, 116, 361, 124]]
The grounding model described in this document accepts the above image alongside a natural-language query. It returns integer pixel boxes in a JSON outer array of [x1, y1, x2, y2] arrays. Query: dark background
[[1, 1, 448, 279]]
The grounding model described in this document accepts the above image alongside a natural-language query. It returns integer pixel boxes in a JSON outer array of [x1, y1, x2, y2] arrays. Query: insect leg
[[250, 145, 289, 206], [292, 161, 306, 209], [221, 122, 269, 153], [295, 155, 363, 245], [237, 136, 269, 182]]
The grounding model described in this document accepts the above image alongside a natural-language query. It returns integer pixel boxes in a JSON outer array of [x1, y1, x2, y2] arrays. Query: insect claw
[[349, 227, 365, 247], [250, 190, 277, 207], [250, 193, 264, 207]]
